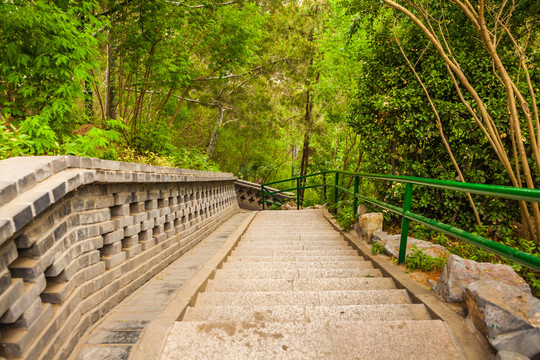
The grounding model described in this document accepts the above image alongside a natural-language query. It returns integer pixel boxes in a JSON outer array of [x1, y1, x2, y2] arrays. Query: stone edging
[[321, 209, 494, 360]]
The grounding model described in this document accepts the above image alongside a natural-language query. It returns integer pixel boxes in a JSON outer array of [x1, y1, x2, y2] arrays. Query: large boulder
[[496, 350, 531, 360], [463, 280, 540, 358], [434, 255, 530, 303], [356, 212, 383, 241], [382, 236, 449, 259]]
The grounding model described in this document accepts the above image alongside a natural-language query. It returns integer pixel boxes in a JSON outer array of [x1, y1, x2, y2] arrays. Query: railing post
[[323, 173, 327, 200], [353, 176, 359, 217], [398, 183, 413, 264], [334, 172, 339, 207], [261, 184, 265, 210], [296, 178, 300, 210]]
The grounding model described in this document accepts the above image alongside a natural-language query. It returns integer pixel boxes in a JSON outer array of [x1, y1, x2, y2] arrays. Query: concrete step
[[205, 277, 396, 292], [226, 255, 365, 263], [183, 304, 432, 322], [220, 260, 374, 270], [162, 320, 461, 360], [231, 249, 359, 257], [195, 289, 411, 307], [213, 268, 383, 280]]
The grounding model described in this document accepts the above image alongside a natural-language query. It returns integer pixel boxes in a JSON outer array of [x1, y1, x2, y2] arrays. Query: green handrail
[[261, 170, 540, 272]]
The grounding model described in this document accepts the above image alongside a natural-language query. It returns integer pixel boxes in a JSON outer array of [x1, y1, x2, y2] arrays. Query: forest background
[[1, 0, 539, 293]]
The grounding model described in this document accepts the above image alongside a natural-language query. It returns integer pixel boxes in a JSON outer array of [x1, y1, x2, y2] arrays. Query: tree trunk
[[299, 88, 313, 204], [106, 31, 117, 120], [84, 80, 93, 119], [207, 106, 224, 159]]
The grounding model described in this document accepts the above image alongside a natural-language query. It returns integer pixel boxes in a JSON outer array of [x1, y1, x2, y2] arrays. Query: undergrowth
[[404, 245, 447, 272], [371, 242, 385, 255]]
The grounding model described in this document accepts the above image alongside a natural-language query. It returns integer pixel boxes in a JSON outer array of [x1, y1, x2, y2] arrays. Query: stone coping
[[0, 156, 236, 248]]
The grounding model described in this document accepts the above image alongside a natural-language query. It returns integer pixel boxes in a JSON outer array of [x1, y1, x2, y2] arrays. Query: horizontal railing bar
[[328, 170, 540, 203], [264, 186, 300, 195], [262, 171, 328, 187], [264, 184, 325, 196], [335, 185, 540, 271], [261, 169, 540, 272], [404, 211, 540, 272]]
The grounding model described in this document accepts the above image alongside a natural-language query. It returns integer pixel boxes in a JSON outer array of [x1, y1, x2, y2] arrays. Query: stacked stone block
[[0, 156, 238, 359]]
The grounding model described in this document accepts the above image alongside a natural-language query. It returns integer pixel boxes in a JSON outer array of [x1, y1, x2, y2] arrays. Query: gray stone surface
[[370, 230, 388, 244], [0, 275, 46, 323], [436, 255, 531, 303], [184, 304, 431, 322], [162, 320, 461, 360], [382, 235, 449, 259], [464, 279, 540, 358], [496, 350, 530, 360], [491, 329, 540, 359]]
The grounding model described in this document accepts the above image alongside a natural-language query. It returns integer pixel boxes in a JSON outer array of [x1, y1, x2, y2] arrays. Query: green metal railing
[[261, 170, 540, 272]]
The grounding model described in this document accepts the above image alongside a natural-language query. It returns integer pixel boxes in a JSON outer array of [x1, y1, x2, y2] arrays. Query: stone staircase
[[162, 210, 463, 359]]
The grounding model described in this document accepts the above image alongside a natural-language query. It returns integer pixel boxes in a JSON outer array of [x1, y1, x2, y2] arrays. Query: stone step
[[241, 234, 344, 241], [213, 268, 383, 280], [220, 260, 374, 270], [233, 244, 353, 250], [244, 228, 334, 232], [225, 255, 365, 263], [243, 228, 338, 233], [183, 304, 432, 322], [205, 277, 396, 292], [231, 249, 359, 257], [195, 289, 411, 307], [162, 320, 461, 360], [237, 240, 349, 247]]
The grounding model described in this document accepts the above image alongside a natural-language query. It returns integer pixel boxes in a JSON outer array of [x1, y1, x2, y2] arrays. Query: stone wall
[[234, 179, 293, 210], [0, 156, 239, 360]]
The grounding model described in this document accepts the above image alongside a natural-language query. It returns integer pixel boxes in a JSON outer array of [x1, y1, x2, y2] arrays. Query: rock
[[492, 330, 539, 359], [357, 205, 368, 216], [427, 278, 438, 290], [356, 212, 383, 241], [314, 205, 323, 209], [382, 235, 449, 260], [464, 280, 540, 358], [370, 230, 388, 245], [435, 255, 531, 303], [280, 202, 297, 210], [496, 350, 531, 360]]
